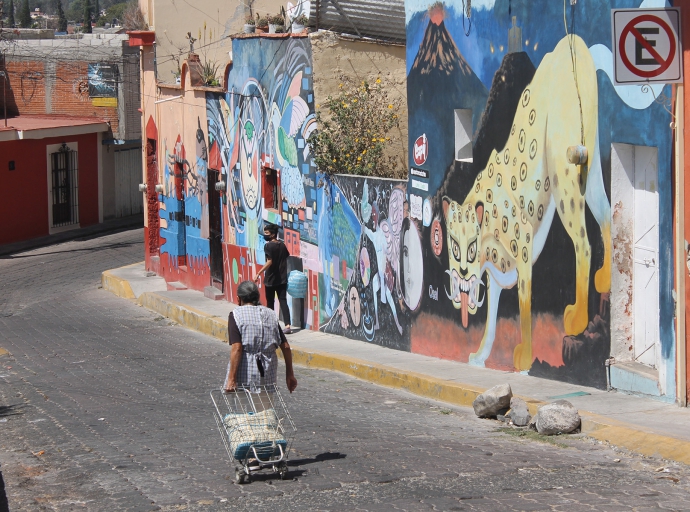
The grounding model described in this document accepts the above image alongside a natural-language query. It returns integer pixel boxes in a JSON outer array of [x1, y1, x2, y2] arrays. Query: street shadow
[[288, 452, 347, 466], [246, 467, 307, 482], [0, 404, 25, 418], [1, 242, 139, 260], [72, 226, 143, 243]]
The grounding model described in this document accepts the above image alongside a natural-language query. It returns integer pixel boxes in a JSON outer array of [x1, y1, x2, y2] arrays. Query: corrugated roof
[[310, 0, 405, 43]]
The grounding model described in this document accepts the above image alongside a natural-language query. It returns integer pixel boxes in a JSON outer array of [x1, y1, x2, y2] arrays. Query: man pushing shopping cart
[[211, 280, 298, 484]]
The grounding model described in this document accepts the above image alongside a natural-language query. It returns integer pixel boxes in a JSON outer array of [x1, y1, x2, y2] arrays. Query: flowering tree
[[308, 77, 405, 179]]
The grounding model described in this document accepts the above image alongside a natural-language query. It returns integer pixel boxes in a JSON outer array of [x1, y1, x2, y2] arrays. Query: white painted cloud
[[639, 0, 670, 7]]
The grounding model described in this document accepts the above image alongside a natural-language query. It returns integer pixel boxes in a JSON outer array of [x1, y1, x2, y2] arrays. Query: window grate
[[51, 144, 79, 227]]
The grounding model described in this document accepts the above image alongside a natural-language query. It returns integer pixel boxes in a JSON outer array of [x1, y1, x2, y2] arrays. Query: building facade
[[0, 32, 144, 246], [0, 117, 110, 245], [137, 0, 286, 83], [404, 0, 679, 400], [134, 0, 688, 403]]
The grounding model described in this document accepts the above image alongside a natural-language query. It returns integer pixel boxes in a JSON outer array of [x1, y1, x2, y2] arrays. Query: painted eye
[[452, 238, 461, 262], [467, 239, 477, 263]]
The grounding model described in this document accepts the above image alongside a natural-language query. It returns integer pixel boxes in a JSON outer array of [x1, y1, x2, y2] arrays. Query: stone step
[[167, 281, 187, 291], [203, 286, 224, 301]]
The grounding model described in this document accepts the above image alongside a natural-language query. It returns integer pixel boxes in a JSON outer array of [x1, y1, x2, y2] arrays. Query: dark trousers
[[265, 283, 291, 326], [0, 467, 8, 512]]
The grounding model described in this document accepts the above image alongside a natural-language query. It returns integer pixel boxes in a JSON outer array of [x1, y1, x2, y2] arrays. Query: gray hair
[[237, 280, 260, 305]]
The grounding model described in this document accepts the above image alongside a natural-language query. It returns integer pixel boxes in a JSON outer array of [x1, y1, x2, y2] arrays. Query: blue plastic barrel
[[287, 270, 308, 299]]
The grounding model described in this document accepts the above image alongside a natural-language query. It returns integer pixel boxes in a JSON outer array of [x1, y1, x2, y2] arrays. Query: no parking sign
[[612, 7, 683, 85]]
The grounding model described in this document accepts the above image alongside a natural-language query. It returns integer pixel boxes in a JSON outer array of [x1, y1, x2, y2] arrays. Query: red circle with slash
[[619, 14, 676, 78]]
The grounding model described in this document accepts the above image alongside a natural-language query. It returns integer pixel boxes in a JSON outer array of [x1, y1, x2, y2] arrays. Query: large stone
[[508, 396, 531, 427], [473, 384, 512, 418], [535, 400, 581, 435]]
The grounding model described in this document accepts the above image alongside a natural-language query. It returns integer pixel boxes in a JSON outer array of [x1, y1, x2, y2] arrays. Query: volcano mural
[[405, 0, 675, 393]]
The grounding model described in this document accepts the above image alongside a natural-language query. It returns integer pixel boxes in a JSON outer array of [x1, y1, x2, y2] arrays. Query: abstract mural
[[320, 176, 410, 350], [206, 36, 320, 313]]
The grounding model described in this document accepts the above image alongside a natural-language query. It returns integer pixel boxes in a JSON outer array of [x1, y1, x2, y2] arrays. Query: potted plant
[[256, 15, 269, 34], [268, 13, 284, 34], [243, 16, 255, 34], [291, 13, 308, 33]]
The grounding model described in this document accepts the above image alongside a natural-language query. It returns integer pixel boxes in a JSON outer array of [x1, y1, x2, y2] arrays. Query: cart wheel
[[235, 469, 246, 485], [278, 462, 288, 480]]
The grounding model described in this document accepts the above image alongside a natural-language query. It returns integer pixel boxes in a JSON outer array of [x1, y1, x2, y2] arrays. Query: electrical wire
[[563, 0, 585, 146]]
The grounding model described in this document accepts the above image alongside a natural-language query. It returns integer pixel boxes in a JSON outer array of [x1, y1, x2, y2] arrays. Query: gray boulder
[[535, 400, 580, 435], [508, 396, 532, 426], [473, 384, 512, 418]]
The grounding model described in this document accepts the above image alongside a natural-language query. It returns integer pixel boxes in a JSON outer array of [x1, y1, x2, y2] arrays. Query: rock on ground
[[473, 384, 512, 418], [535, 400, 581, 435], [509, 396, 532, 426]]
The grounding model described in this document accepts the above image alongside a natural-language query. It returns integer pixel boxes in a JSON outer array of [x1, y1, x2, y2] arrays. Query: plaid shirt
[[225, 305, 281, 390]]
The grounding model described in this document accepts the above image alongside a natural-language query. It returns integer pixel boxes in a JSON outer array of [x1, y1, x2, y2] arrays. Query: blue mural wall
[[404, 0, 675, 392]]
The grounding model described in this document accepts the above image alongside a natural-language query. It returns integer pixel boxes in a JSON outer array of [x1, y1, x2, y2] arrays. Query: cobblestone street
[[1, 229, 690, 511]]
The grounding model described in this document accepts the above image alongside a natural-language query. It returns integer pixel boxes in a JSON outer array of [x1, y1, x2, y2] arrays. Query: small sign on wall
[[88, 63, 119, 98], [611, 7, 683, 85], [92, 97, 117, 107]]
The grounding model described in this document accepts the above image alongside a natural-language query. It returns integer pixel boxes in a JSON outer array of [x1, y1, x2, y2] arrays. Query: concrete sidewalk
[[103, 262, 690, 466]]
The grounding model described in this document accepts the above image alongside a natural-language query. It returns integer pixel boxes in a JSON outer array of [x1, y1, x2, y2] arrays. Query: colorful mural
[[147, 2, 676, 395], [320, 176, 410, 350], [206, 36, 319, 311], [156, 110, 211, 287], [405, 0, 674, 389]]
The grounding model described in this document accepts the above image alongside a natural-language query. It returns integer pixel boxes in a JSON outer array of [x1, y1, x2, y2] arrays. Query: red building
[[0, 116, 110, 245]]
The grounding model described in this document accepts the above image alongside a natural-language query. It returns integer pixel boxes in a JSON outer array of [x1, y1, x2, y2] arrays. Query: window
[[454, 109, 473, 162], [50, 143, 79, 228], [262, 167, 279, 211]]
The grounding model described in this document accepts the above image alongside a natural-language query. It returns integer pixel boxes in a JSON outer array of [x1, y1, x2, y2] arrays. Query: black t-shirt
[[264, 240, 290, 286]]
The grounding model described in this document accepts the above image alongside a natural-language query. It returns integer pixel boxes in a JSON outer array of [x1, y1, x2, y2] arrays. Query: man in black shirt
[[255, 224, 292, 333]]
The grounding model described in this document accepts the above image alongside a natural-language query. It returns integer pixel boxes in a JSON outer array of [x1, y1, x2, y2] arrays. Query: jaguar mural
[[405, 0, 674, 389], [441, 35, 612, 371]]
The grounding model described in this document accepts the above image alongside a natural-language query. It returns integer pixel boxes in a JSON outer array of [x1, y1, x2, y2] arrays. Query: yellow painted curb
[[587, 424, 690, 465], [289, 348, 486, 408], [101, 269, 136, 300], [101, 265, 690, 466]]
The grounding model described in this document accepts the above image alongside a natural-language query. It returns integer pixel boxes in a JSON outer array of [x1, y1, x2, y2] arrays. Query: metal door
[[632, 146, 659, 368], [114, 147, 144, 217], [208, 168, 224, 289], [51, 145, 79, 227]]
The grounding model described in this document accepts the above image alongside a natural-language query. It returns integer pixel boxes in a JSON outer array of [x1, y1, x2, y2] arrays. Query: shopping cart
[[210, 385, 296, 484]]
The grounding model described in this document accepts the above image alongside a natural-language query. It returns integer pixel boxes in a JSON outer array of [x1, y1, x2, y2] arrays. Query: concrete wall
[[139, 0, 284, 83], [310, 30, 408, 172]]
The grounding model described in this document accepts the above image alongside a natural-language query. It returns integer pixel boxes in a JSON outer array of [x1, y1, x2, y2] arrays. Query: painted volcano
[[407, 13, 488, 193]]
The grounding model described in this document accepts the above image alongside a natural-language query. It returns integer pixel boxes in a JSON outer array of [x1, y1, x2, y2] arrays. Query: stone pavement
[[103, 262, 690, 467], [2, 230, 690, 510], [0, 214, 143, 258]]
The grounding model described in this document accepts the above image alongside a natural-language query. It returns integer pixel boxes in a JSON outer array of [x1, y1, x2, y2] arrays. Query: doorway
[[632, 146, 660, 369], [207, 168, 224, 290], [611, 143, 660, 371]]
